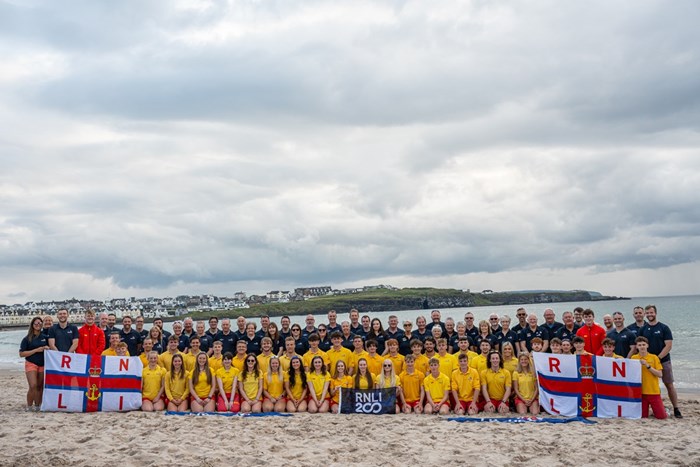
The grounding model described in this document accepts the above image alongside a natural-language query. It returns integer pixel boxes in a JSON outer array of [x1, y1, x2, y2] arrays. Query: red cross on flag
[[41, 350, 143, 412], [532, 352, 642, 419]]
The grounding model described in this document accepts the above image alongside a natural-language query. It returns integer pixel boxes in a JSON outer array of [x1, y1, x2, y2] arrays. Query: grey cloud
[[1, 2, 700, 300], [13, 0, 695, 135]]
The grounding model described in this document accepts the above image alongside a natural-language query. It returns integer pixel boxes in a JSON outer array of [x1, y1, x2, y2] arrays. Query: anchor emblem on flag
[[86, 384, 101, 401]]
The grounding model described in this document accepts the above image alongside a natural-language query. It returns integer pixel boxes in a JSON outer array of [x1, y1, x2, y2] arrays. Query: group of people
[[19, 304, 680, 419]]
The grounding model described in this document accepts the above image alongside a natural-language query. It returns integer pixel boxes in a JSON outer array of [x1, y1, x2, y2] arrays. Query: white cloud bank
[[1, 1, 699, 302]]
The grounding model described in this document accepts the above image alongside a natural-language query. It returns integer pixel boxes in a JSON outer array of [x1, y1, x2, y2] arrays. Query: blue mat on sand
[[165, 411, 292, 417], [447, 416, 595, 424]]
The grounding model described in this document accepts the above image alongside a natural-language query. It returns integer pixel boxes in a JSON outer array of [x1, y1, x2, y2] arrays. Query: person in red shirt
[[575, 309, 606, 355], [76, 309, 105, 355]]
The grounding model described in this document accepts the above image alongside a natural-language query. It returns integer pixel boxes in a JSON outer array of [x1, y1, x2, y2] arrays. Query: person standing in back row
[[48, 308, 79, 353], [575, 309, 605, 355], [639, 305, 681, 418], [77, 309, 105, 356]]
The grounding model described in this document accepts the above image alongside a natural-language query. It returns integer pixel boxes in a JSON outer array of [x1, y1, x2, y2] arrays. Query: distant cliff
[[184, 288, 628, 320]]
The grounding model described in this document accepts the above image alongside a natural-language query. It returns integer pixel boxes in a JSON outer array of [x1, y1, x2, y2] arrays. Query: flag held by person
[[533, 352, 641, 419], [339, 388, 396, 414], [41, 350, 143, 412]]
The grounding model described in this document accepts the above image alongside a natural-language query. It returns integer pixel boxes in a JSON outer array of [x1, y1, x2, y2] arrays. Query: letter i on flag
[[41, 350, 143, 412], [532, 353, 642, 419]]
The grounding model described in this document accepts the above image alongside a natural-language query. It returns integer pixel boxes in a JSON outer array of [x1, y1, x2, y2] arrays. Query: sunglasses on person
[[247, 359, 256, 363], [383, 364, 393, 368]]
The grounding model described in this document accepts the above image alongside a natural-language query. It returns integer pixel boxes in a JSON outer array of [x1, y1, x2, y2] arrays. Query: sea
[[2, 295, 698, 391]]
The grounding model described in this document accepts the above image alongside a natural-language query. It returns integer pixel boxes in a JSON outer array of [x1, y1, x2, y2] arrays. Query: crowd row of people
[[19, 304, 680, 418]]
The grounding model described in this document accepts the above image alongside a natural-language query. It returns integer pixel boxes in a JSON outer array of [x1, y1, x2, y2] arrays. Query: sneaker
[[674, 408, 683, 419]]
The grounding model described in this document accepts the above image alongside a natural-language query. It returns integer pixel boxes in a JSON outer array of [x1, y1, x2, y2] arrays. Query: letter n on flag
[[532, 353, 641, 419], [41, 350, 143, 412]]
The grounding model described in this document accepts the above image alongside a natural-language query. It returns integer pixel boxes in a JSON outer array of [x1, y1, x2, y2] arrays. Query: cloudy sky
[[1, 0, 699, 304]]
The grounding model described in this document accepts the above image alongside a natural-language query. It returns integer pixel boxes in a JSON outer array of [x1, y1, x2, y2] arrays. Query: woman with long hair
[[189, 352, 216, 412], [501, 342, 518, 375], [480, 351, 512, 414], [512, 352, 540, 415], [330, 360, 353, 414], [266, 322, 283, 355], [365, 318, 387, 355], [216, 352, 240, 412], [141, 351, 166, 412], [239, 353, 263, 413], [165, 354, 189, 411], [377, 358, 404, 413], [19, 317, 48, 411], [284, 356, 308, 412], [149, 326, 164, 354], [353, 358, 375, 390], [307, 355, 331, 413], [262, 356, 286, 412]]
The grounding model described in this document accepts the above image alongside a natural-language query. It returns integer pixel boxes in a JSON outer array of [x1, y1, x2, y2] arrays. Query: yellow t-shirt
[[158, 351, 181, 372], [189, 369, 214, 398], [503, 357, 518, 375], [141, 365, 166, 400], [208, 355, 223, 374], [399, 370, 425, 403], [330, 375, 354, 403], [257, 353, 274, 374], [377, 374, 402, 389], [165, 370, 190, 401], [604, 353, 623, 359], [232, 354, 247, 373], [480, 368, 512, 400], [183, 353, 197, 373], [263, 373, 285, 399], [302, 349, 330, 371], [470, 354, 488, 375], [365, 354, 384, 376], [240, 371, 262, 400], [279, 353, 300, 373], [215, 366, 240, 394], [412, 354, 430, 375], [451, 367, 480, 402], [354, 373, 376, 390], [386, 354, 405, 375], [423, 372, 451, 401], [632, 354, 663, 395], [436, 353, 455, 378], [101, 348, 130, 357], [284, 371, 306, 400], [139, 353, 149, 368], [307, 371, 331, 399], [512, 370, 537, 400], [350, 351, 369, 373], [327, 347, 353, 375]]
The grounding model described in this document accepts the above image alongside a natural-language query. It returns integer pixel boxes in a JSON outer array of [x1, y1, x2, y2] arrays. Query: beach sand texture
[[0, 370, 698, 467]]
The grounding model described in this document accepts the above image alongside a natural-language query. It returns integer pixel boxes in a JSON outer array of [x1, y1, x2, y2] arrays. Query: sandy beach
[[0, 369, 698, 467]]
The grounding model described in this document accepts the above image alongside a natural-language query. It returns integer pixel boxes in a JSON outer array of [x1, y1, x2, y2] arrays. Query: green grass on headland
[[177, 288, 627, 321]]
